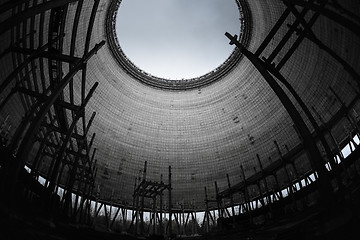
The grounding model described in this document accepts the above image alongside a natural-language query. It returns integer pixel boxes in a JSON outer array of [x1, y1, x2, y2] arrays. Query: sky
[[115, 0, 241, 80]]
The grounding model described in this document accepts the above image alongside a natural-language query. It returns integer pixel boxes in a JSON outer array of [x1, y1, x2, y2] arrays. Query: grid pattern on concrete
[[0, 0, 360, 210]]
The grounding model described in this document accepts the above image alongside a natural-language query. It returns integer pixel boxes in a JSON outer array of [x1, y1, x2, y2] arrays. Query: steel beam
[[47, 82, 98, 194], [287, 0, 360, 37], [0, 0, 80, 35], [11, 46, 81, 63], [255, 8, 292, 57], [262, 62, 340, 177], [226, 32, 333, 205], [2, 41, 104, 198], [266, 0, 315, 64], [0, 34, 63, 95], [16, 87, 82, 112], [168, 166, 172, 236], [226, 174, 236, 227], [40, 123, 84, 141]]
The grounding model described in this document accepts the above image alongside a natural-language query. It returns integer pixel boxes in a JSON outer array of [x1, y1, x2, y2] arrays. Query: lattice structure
[[208, 0, 360, 233], [129, 161, 172, 236], [0, 0, 104, 223], [0, 0, 360, 239]]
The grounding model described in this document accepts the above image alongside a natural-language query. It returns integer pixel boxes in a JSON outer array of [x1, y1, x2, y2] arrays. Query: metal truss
[[210, 0, 360, 233], [0, 0, 104, 224], [127, 161, 172, 236]]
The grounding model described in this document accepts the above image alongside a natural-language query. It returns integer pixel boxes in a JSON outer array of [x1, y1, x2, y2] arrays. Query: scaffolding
[[0, 0, 104, 224], [206, 0, 360, 233], [128, 161, 172, 237]]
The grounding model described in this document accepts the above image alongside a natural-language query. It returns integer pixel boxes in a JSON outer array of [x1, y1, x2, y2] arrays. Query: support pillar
[[226, 174, 236, 227], [204, 187, 210, 233], [1, 41, 104, 199], [226, 32, 333, 206], [159, 174, 163, 235], [214, 181, 223, 219], [240, 165, 252, 225], [168, 166, 172, 237], [47, 87, 98, 195]]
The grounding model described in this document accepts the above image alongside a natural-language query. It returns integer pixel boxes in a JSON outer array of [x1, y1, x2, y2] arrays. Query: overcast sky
[[115, 0, 241, 80]]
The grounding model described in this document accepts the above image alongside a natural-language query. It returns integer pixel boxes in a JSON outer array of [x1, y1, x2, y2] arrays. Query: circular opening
[[106, 0, 251, 90], [115, 0, 241, 80]]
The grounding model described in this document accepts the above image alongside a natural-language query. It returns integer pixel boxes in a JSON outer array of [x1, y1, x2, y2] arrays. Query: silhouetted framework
[[207, 0, 360, 234], [128, 161, 172, 237], [213, 140, 360, 230], [89, 190, 202, 237], [0, 0, 360, 239], [0, 0, 104, 224]]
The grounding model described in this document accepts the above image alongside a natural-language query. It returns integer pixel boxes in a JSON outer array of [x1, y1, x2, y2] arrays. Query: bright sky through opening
[[115, 0, 241, 80]]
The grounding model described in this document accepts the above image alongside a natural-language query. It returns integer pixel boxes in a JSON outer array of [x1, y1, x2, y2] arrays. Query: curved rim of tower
[[105, 0, 252, 90]]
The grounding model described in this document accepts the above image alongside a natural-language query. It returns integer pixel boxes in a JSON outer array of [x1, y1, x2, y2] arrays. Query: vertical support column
[[123, 206, 128, 231], [214, 181, 222, 220], [226, 32, 333, 206], [254, 167, 265, 210], [48, 83, 98, 196], [108, 190, 114, 230], [190, 211, 195, 235], [268, 2, 353, 177], [179, 210, 182, 234], [265, 64, 339, 174], [131, 177, 137, 233], [240, 165, 252, 225], [257, 155, 271, 205], [226, 174, 236, 227], [273, 173, 283, 200], [44, 151, 58, 189], [63, 154, 81, 215], [135, 191, 140, 235], [168, 166, 172, 237], [159, 174, 163, 235], [86, 181, 94, 225], [92, 185, 100, 226], [1, 41, 105, 199], [183, 209, 187, 235], [140, 161, 147, 235], [79, 178, 89, 224], [194, 211, 197, 234], [25, 128, 52, 196], [204, 187, 210, 233], [274, 141, 294, 196], [103, 203, 110, 231]]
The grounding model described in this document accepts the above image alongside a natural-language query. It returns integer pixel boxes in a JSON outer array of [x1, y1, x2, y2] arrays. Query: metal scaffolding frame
[[0, 0, 104, 224], [128, 161, 172, 237], [207, 0, 360, 233], [0, 0, 359, 238]]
